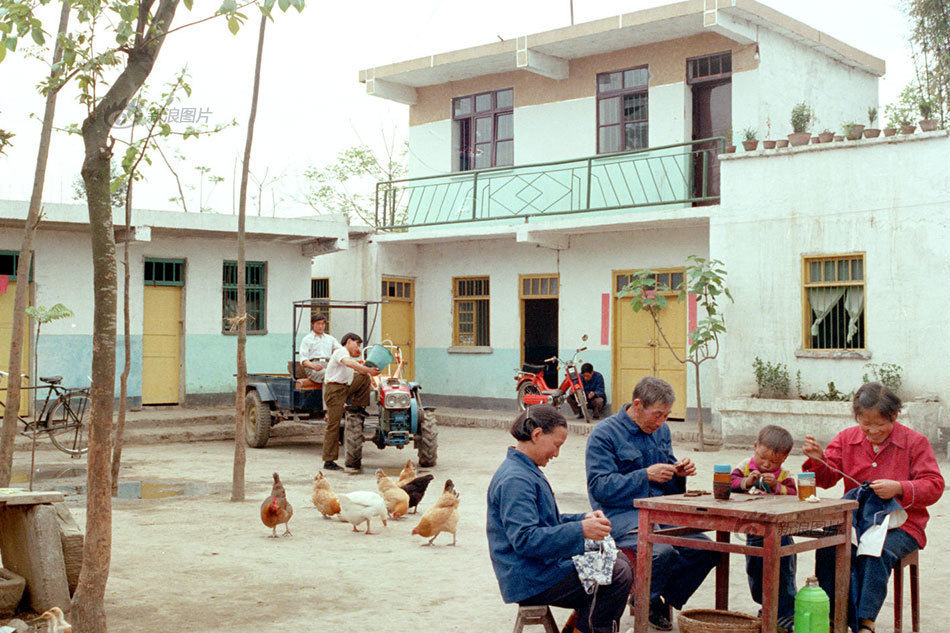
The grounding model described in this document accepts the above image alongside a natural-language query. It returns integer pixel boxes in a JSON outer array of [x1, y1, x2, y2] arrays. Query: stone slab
[[0, 504, 70, 613], [52, 502, 83, 595]]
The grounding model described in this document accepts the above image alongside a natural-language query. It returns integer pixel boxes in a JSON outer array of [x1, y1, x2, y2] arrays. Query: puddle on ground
[[11, 479, 197, 500], [11, 465, 87, 484]]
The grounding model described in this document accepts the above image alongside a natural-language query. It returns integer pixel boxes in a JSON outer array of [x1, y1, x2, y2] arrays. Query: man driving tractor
[[298, 312, 340, 383]]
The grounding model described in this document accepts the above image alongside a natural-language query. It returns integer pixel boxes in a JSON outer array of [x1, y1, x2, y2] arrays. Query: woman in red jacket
[[803, 382, 944, 633]]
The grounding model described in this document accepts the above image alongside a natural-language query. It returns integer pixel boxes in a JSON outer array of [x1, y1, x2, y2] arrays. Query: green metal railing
[[375, 137, 725, 229]]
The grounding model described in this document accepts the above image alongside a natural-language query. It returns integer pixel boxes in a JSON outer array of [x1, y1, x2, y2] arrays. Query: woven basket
[[677, 609, 760, 633]]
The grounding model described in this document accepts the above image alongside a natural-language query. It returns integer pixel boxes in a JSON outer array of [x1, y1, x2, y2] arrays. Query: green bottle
[[794, 576, 830, 633]]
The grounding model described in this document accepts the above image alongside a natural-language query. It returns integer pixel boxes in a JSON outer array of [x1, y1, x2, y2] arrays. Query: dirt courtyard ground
[[16, 423, 950, 632]]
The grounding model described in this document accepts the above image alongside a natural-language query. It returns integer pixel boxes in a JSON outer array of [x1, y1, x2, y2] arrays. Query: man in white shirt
[[298, 313, 340, 383], [321, 332, 380, 470]]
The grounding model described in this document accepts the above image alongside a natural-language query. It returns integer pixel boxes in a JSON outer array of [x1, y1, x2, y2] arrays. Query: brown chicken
[[376, 468, 410, 518], [311, 471, 341, 519], [260, 472, 294, 537], [411, 479, 459, 546], [395, 459, 417, 487]]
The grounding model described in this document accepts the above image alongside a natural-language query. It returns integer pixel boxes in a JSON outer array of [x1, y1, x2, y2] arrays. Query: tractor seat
[[40, 376, 63, 385], [295, 378, 322, 391], [521, 363, 547, 374]]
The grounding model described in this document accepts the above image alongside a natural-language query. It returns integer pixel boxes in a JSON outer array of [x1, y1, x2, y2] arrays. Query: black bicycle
[[0, 370, 90, 456]]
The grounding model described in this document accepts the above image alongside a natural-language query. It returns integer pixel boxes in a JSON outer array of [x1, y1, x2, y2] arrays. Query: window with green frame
[[144, 258, 184, 286], [0, 250, 33, 281], [223, 261, 266, 333]]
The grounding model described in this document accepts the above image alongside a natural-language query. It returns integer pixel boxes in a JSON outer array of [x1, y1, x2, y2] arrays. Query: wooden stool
[[513, 605, 559, 633], [893, 550, 919, 633]]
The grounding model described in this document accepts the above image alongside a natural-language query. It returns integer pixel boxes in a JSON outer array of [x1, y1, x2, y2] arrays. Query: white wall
[[714, 133, 950, 404], [514, 98, 596, 165], [739, 28, 879, 140], [408, 120, 453, 178]]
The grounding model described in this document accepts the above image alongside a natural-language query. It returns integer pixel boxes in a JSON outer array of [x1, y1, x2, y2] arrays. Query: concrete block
[[0, 504, 70, 613], [52, 502, 83, 595]]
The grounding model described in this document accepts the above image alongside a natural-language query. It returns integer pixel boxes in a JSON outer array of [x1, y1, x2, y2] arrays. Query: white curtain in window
[[844, 287, 864, 343], [809, 287, 846, 335]]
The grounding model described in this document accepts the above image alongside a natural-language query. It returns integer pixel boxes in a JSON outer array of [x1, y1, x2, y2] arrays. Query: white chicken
[[39, 607, 72, 633], [338, 491, 389, 535]]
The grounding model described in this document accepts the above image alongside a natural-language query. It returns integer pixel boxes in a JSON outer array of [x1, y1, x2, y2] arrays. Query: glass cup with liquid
[[798, 472, 817, 501]]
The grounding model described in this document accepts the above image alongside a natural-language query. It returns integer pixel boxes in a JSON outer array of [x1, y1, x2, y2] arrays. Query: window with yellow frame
[[520, 274, 558, 298], [453, 276, 489, 346], [802, 254, 865, 350]]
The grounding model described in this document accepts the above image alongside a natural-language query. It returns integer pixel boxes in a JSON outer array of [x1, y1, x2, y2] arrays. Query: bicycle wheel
[[45, 393, 89, 455]]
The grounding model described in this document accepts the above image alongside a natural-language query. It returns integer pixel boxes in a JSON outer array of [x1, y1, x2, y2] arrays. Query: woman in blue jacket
[[487, 405, 632, 633]]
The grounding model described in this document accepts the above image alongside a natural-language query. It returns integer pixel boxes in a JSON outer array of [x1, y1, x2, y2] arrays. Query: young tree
[[619, 256, 732, 449], [904, 0, 949, 126], [0, 1, 70, 489], [302, 134, 407, 227], [231, 9, 267, 502], [111, 71, 194, 496]]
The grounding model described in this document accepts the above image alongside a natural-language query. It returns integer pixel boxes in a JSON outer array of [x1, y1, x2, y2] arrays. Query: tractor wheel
[[245, 390, 271, 448], [417, 408, 438, 467], [516, 382, 541, 411], [344, 413, 364, 470]]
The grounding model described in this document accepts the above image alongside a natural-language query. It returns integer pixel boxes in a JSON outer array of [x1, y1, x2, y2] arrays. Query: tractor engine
[[375, 378, 413, 448]]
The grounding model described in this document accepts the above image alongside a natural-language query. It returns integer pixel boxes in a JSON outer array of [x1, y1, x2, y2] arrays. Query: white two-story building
[[313, 0, 949, 432]]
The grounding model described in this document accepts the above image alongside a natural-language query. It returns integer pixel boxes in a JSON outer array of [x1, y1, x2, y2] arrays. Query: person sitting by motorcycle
[[321, 332, 380, 471], [298, 312, 340, 383], [569, 363, 607, 420]]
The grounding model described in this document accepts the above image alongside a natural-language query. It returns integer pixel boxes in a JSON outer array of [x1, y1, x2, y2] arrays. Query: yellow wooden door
[[612, 272, 687, 419], [142, 285, 181, 404], [654, 296, 687, 419], [381, 278, 414, 380], [613, 298, 656, 411], [0, 280, 31, 415]]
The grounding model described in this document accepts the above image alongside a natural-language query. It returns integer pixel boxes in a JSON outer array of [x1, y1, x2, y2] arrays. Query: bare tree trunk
[[111, 179, 133, 496], [693, 361, 706, 450], [0, 1, 70, 487], [231, 13, 267, 502], [71, 3, 180, 630]]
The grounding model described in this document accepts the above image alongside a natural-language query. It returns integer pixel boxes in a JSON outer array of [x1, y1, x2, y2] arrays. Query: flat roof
[[0, 200, 349, 245], [359, 0, 884, 94]]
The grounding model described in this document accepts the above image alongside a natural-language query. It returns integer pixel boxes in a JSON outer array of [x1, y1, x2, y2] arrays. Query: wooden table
[[631, 493, 858, 633]]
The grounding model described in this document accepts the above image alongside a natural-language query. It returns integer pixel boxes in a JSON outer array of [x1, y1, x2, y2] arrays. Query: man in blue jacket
[[585, 376, 717, 631], [569, 362, 607, 419]]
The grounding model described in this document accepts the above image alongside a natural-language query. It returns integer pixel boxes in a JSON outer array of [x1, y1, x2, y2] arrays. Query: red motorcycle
[[514, 337, 591, 423]]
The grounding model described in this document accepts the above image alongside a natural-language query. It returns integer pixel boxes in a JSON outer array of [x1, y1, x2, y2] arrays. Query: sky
[[0, 0, 915, 218]]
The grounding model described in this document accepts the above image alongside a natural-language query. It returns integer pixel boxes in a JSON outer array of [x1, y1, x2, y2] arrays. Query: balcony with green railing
[[375, 137, 725, 230]]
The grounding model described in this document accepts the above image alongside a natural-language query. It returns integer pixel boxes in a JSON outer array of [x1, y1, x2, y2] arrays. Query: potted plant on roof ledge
[[919, 99, 938, 131], [788, 102, 812, 146], [843, 121, 865, 141], [818, 129, 834, 143], [741, 127, 759, 151], [864, 106, 881, 138]]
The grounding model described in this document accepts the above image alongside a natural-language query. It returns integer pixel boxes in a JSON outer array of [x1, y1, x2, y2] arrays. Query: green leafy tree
[[903, 0, 949, 127], [619, 256, 732, 449], [0, 0, 303, 629], [303, 137, 407, 227]]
